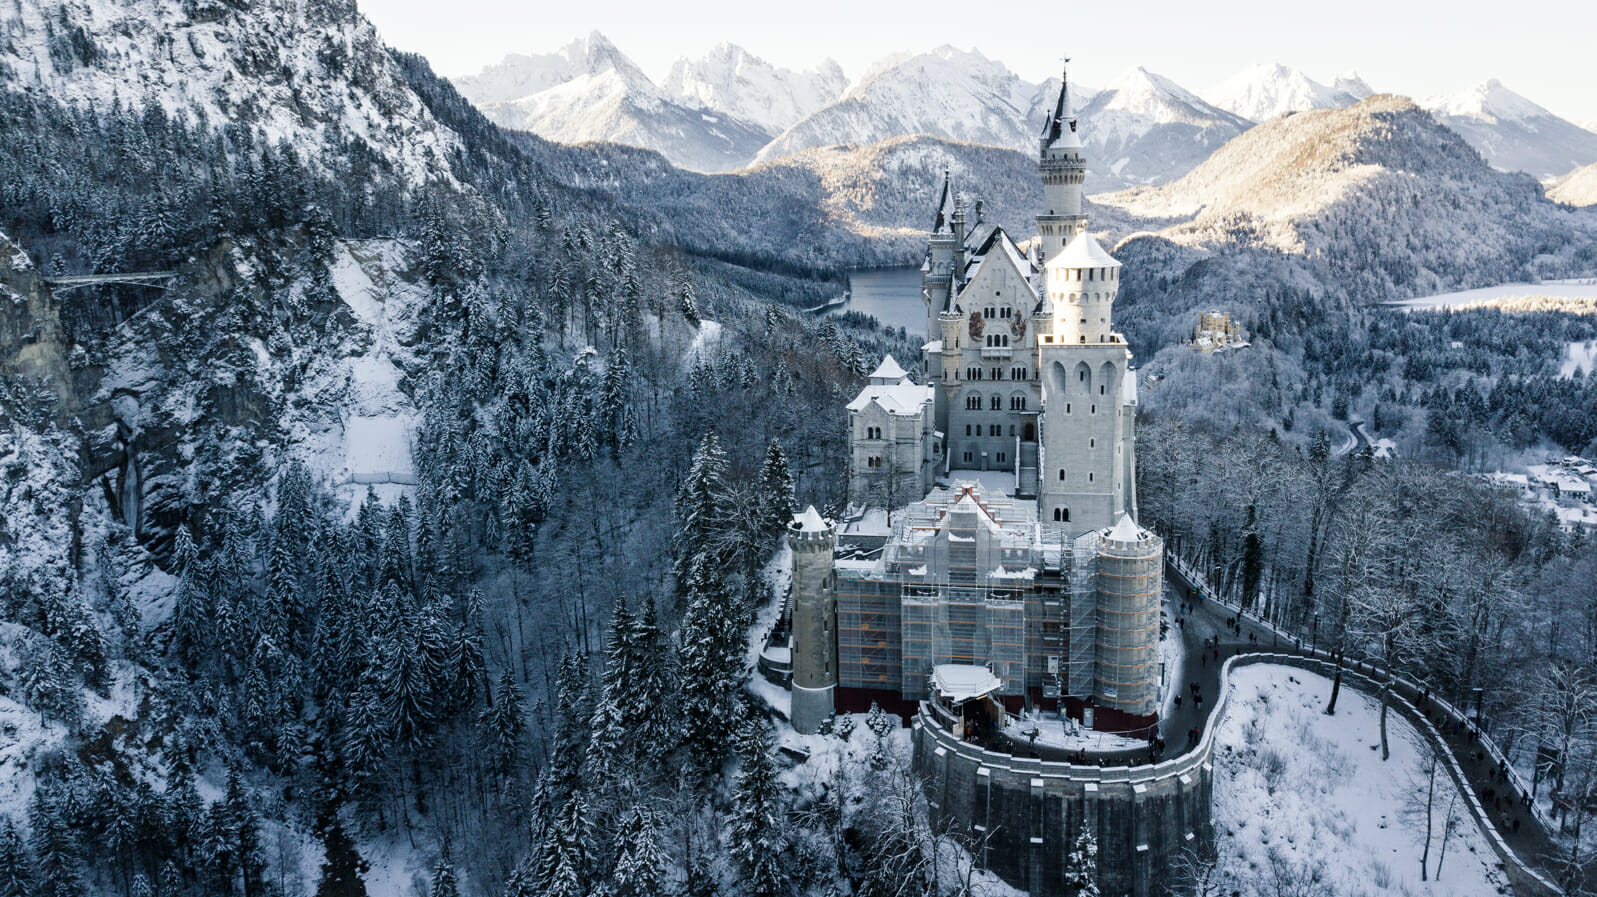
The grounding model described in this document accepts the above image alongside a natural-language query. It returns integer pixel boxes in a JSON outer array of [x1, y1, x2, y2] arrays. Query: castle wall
[[914, 707, 1212, 897]]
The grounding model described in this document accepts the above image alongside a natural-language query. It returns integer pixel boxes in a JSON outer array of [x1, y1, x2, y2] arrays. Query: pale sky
[[358, 0, 1597, 125]]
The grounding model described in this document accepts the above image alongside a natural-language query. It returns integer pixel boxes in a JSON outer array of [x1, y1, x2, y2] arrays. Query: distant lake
[[826, 267, 925, 336], [1390, 281, 1597, 310]]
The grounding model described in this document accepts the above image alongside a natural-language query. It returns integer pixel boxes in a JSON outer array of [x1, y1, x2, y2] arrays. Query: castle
[[790, 66, 1166, 738]]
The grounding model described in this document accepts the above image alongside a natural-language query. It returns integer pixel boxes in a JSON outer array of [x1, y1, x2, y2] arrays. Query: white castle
[[791, 66, 1165, 736]]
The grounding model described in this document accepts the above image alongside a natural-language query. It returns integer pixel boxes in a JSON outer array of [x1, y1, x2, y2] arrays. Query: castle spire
[[932, 169, 951, 233], [1041, 56, 1079, 150]]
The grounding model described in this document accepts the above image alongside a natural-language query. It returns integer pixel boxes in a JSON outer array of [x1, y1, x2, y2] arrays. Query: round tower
[[789, 506, 838, 734], [1044, 232, 1122, 346], [1094, 516, 1163, 717]]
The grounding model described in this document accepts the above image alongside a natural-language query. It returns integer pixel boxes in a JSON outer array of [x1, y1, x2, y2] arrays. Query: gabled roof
[[847, 378, 933, 416], [1046, 230, 1121, 271]]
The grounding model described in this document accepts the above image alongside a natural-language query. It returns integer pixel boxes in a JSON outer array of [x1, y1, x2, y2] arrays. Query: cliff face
[[0, 233, 91, 418]]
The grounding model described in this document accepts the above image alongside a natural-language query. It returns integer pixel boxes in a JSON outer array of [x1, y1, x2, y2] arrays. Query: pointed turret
[[1040, 62, 1083, 152], [932, 170, 952, 234], [1036, 58, 1088, 262]]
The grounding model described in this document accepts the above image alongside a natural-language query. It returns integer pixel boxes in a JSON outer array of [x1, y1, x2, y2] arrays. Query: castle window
[[1091, 404, 1096, 414], [1090, 438, 1095, 448], [963, 451, 974, 463], [1064, 508, 1070, 522], [1079, 370, 1086, 382], [966, 395, 980, 410], [1066, 403, 1071, 413], [989, 425, 1000, 436], [990, 368, 1001, 380], [1058, 469, 1065, 481], [1053, 508, 1062, 521], [989, 396, 1001, 410], [1089, 472, 1094, 482], [996, 452, 1007, 464], [1099, 384, 1105, 395]]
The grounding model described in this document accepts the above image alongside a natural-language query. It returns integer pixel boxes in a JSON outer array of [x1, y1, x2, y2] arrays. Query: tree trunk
[[1379, 682, 1391, 762], [1326, 651, 1343, 715], [1420, 758, 1435, 881]]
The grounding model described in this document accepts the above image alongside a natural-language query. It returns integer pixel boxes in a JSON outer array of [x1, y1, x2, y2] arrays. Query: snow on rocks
[[1211, 664, 1506, 897]]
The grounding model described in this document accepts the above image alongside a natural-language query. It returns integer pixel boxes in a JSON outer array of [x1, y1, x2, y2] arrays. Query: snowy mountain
[[1103, 94, 1597, 306], [453, 33, 772, 172], [752, 45, 1043, 164], [0, 0, 461, 186], [662, 43, 847, 134], [1076, 67, 1253, 191], [1548, 161, 1597, 207], [1423, 80, 1597, 179], [1201, 64, 1370, 122]]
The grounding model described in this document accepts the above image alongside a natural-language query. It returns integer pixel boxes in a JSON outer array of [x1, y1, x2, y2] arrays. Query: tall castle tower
[[1037, 232, 1136, 536], [789, 506, 838, 734], [1035, 64, 1087, 264]]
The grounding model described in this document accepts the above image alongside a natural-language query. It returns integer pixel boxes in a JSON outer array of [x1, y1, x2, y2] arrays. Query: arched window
[[1064, 508, 1070, 522], [989, 425, 1000, 436], [1053, 508, 1061, 521], [989, 395, 1001, 410], [1058, 469, 1065, 481]]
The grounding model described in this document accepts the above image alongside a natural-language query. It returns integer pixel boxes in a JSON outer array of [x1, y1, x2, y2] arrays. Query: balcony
[[981, 345, 1013, 359]]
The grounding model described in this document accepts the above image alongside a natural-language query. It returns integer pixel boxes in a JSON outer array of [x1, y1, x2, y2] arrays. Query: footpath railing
[[1164, 552, 1564, 897]]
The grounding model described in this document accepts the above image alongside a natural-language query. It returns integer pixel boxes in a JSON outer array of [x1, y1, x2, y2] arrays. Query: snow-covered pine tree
[[757, 439, 796, 537], [728, 720, 786, 897], [679, 281, 700, 326], [426, 854, 459, 897], [672, 432, 729, 602], [480, 669, 526, 781], [537, 793, 591, 897], [546, 652, 591, 803], [170, 524, 211, 667], [678, 556, 746, 771], [586, 599, 635, 788], [629, 598, 676, 763], [609, 805, 668, 897], [599, 345, 637, 454], [0, 818, 37, 897], [1064, 823, 1100, 897]]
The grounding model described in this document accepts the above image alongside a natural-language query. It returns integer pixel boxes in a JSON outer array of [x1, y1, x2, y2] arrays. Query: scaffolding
[[1095, 526, 1164, 715], [836, 480, 1079, 702]]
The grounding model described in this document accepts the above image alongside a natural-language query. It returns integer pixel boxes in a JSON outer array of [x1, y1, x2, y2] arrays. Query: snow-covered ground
[[1002, 712, 1146, 752], [685, 318, 724, 365], [1391, 281, 1597, 310], [1561, 340, 1597, 378], [293, 240, 426, 514], [1211, 665, 1507, 897]]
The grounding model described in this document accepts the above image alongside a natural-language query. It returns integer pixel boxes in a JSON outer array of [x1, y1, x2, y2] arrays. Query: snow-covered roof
[[867, 354, 909, 383], [922, 339, 943, 353], [1046, 231, 1121, 271], [794, 506, 829, 533], [847, 378, 933, 416], [1106, 514, 1145, 543], [932, 664, 1003, 704]]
